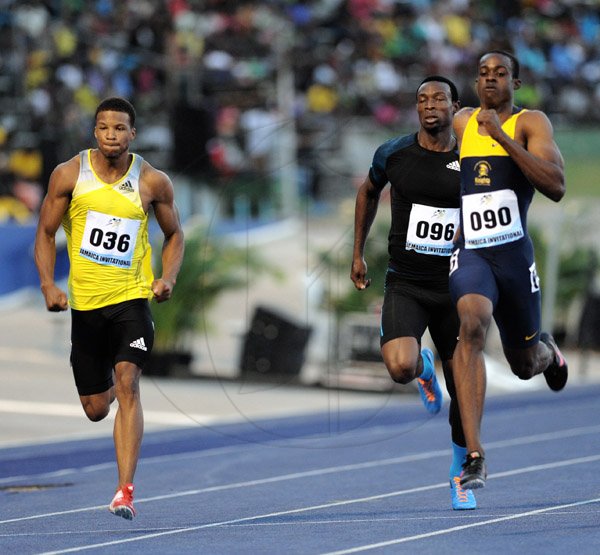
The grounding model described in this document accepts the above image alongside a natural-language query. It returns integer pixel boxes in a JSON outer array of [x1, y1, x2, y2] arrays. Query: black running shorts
[[380, 269, 459, 361], [70, 298, 154, 396]]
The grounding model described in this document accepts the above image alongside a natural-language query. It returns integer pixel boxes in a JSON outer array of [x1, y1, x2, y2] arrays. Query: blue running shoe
[[450, 476, 477, 510], [416, 348, 442, 414]]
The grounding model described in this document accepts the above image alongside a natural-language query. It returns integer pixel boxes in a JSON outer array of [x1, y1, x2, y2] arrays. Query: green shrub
[[151, 227, 280, 351]]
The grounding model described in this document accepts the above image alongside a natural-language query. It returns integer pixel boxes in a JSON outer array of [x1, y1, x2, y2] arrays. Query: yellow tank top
[[460, 107, 523, 159], [62, 149, 154, 310]]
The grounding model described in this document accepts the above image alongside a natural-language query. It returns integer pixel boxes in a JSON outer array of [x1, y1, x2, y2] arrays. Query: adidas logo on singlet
[[130, 337, 148, 351], [119, 180, 134, 192], [446, 161, 460, 171]]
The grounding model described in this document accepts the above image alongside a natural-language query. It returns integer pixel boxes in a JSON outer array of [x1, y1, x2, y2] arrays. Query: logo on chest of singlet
[[118, 180, 134, 193], [474, 161, 492, 186]]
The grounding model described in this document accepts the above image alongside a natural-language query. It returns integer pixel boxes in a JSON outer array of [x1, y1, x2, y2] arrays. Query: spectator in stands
[[0, 0, 599, 205]]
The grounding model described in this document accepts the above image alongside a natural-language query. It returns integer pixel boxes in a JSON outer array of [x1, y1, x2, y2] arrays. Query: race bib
[[79, 210, 140, 268], [462, 189, 524, 249], [406, 203, 460, 256]]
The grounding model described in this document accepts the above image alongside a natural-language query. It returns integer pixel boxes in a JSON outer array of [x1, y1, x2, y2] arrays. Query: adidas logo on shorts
[[446, 160, 460, 171], [130, 337, 148, 351]]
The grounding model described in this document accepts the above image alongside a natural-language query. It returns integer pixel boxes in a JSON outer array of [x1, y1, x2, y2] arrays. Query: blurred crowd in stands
[[1, 0, 599, 223]]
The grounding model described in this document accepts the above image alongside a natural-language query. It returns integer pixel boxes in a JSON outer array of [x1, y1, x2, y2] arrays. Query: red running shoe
[[109, 483, 136, 520]]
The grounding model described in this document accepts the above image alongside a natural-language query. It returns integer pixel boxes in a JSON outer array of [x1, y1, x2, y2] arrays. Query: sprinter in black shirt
[[351, 76, 475, 510]]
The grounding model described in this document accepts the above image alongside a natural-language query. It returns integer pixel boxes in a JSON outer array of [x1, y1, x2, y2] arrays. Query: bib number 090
[[470, 207, 511, 231]]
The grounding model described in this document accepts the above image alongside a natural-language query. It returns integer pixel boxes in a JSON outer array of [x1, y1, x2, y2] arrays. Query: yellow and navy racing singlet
[[458, 108, 534, 250], [62, 149, 154, 310]]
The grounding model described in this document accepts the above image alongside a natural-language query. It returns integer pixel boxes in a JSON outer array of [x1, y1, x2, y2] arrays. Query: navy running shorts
[[70, 298, 154, 396], [448, 239, 542, 349], [380, 269, 459, 361]]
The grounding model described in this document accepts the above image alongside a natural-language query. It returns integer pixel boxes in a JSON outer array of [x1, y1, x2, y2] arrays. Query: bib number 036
[[88, 228, 131, 253], [79, 210, 141, 267]]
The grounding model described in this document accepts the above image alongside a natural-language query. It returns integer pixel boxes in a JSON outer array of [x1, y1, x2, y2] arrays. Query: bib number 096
[[416, 221, 455, 241]]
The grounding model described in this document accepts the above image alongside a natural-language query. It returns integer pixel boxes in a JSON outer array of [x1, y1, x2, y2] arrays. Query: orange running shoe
[[416, 348, 443, 414], [450, 476, 477, 510], [109, 483, 136, 520]]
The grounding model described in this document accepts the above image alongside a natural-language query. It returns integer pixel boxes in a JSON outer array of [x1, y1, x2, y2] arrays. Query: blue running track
[[1, 384, 599, 554]]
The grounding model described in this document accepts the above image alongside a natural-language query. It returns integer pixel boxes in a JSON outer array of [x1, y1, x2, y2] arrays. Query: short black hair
[[480, 50, 520, 79], [416, 75, 459, 103], [95, 97, 136, 126]]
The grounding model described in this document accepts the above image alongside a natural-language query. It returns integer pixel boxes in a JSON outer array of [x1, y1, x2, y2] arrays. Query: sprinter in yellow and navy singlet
[[64, 149, 154, 310], [448, 51, 569, 491], [457, 108, 533, 250], [35, 97, 184, 519]]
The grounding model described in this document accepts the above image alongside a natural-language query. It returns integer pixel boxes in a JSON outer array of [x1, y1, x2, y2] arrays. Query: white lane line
[[3, 422, 600, 487], [11, 453, 600, 554], [0, 526, 183, 537], [35, 487, 468, 555], [8, 511, 595, 537], [0, 400, 217, 425], [320, 497, 600, 555], [0, 347, 63, 365], [0, 450, 450, 525], [0, 445, 246, 485]]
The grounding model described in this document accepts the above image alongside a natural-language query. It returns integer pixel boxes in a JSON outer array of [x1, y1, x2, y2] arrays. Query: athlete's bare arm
[[453, 107, 475, 148], [452, 106, 474, 242], [516, 110, 565, 201], [141, 164, 184, 303], [34, 157, 79, 311], [351, 176, 384, 290]]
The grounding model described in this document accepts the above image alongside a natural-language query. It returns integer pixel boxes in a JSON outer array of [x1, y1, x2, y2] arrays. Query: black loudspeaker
[[240, 306, 312, 378], [578, 293, 600, 349], [171, 102, 215, 175]]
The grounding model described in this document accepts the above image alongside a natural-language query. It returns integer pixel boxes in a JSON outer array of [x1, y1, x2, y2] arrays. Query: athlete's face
[[476, 53, 521, 108], [94, 110, 136, 159], [416, 82, 457, 132]]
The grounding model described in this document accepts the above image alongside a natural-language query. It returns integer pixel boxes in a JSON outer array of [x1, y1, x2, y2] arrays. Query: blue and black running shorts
[[449, 238, 542, 349]]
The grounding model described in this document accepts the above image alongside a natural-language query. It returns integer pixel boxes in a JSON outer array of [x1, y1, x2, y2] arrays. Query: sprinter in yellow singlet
[[449, 51, 569, 490], [34, 97, 184, 520]]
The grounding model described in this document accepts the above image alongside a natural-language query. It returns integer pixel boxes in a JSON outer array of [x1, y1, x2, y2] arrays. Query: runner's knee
[[510, 361, 536, 380], [458, 316, 487, 349], [384, 355, 418, 384], [114, 363, 141, 400], [81, 398, 110, 422], [504, 348, 538, 380]]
